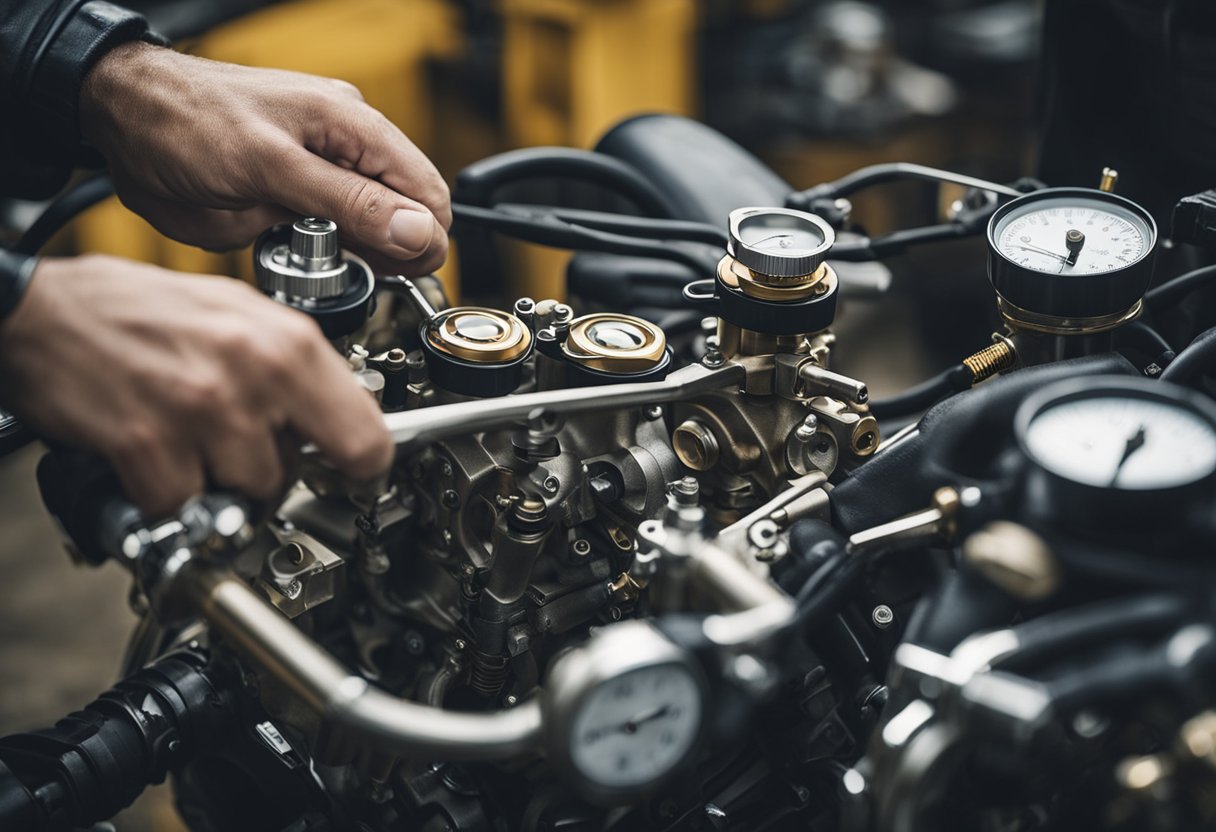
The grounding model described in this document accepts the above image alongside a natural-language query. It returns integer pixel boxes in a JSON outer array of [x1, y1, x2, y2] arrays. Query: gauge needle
[[1011, 243, 1068, 262], [1110, 424, 1147, 486], [616, 704, 671, 735]]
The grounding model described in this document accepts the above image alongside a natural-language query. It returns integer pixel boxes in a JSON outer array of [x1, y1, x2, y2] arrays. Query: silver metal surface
[[379, 362, 745, 455], [181, 563, 543, 759], [728, 207, 836, 278], [254, 219, 354, 300]]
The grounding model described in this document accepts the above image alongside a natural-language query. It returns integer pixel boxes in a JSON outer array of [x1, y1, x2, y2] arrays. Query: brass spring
[[963, 340, 1017, 383]]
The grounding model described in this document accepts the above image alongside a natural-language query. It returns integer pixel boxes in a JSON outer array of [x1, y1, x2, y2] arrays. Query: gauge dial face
[[569, 663, 702, 790], [728, 207, 835, 277], [1023, 392, 1216, 491], [735, 212, 826, 255], [993, 196, 1151, 276]]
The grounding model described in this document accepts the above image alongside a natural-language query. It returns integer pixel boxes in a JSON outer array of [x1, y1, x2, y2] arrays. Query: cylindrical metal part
[[181, 563, 542, 759]]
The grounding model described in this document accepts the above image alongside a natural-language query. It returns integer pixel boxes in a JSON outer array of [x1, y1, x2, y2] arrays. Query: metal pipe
[[181, 563, 543, 760], [378, 361, 744, 455]]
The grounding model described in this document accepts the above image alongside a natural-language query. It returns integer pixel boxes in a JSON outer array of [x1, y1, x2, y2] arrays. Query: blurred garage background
[[0, 0, 1038, 828]]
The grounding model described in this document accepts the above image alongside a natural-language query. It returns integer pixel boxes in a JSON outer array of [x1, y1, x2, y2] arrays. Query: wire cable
[[13, 174, 115, 255], [1144, 263, 1216, 309], [1159, 325, 1216, 384]]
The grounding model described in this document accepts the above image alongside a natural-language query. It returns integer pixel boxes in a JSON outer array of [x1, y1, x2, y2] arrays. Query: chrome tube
[[181, 563, 542, 760], [380, 361, 745, 454]]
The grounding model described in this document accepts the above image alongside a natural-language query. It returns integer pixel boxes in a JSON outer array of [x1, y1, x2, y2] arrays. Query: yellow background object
[[62, 0, 699, 304], [496, 0, 696, 300], [67, 0, 465, 290]]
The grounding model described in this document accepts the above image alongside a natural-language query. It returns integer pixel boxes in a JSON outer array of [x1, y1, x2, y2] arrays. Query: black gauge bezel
[[987, 188, 1158, 318], [1014, 376, 1216, 537]]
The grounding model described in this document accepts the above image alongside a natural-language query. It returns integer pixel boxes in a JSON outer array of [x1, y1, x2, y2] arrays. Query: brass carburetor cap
[[562, 314, 667, 373], [427, 307, 532, 364]]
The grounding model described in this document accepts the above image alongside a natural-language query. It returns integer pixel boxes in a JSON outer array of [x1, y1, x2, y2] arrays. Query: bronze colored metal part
[[562, 313, 667, 372], [997, 296, 1142, 336], [427, 307, 532, 363]]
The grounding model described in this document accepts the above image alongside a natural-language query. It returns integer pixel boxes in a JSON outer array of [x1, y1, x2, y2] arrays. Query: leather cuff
[[26, 1, 165, 164], [0, 252, 39, 326]]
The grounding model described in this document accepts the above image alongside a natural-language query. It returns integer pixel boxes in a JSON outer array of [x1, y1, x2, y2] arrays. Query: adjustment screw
[[572, 539, 591, 557], [871, 604, 894, 629], [671, 476, 700, 506], [542, 475, 560, 494]]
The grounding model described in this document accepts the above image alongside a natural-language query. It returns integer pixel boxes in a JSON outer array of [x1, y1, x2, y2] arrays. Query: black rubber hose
[[787, 162, 1021, 207], [1116, 319, 1175, 367], [1045, 630, 1216, 714], [1160, 325, 1216, 384], [453, 147, 678, 218], [0, 651, 229, 831], [1144, 263, 1216, 309], [991, 594, 1187, 673], [451, 203, 719, 275], [13, 175, 115, 256], [492, 203, 727, 247], [869, 364, 974, 420]]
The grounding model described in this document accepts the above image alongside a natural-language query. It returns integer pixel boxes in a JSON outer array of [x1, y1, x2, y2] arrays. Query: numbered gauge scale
[[543, 621, 706, 805], [987, 188, 1158, 326], [1015, 376, 1216, 537]]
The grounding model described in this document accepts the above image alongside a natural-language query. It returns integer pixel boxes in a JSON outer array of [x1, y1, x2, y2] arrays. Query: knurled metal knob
[[290, 217, 339, 270], [254, 217, 350, 300]]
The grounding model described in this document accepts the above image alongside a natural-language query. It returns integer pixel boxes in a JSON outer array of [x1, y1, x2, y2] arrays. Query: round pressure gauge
[[543, 620, 705, 804], [987, 188, 1157, 319], [1015, 376, 1216, 534], [728, 207, 835, 278]]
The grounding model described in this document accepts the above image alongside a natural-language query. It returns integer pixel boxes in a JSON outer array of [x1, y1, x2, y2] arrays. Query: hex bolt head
[[871, 604, 894, 629]]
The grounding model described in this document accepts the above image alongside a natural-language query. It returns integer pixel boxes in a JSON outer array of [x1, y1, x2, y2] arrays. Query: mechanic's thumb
[[266, 147, 442, 263]]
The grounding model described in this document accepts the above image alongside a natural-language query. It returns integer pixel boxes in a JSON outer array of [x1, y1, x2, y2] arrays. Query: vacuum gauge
[[1015, 376, 1216, 534], [988, 188, 1157, 320]]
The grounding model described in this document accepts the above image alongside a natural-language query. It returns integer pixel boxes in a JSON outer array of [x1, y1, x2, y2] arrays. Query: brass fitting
[[1099, 166, 1119, 193], [963, 337, 1017, 384], [962, 521, 1061, 601]]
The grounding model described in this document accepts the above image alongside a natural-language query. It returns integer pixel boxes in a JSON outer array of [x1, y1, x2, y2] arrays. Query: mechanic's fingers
[[202, 423, 285, 501], [261, 144, 448, 273], [301, 103, 451, 229], [277, 338, 394, 481], [109, 428, 206, 518]]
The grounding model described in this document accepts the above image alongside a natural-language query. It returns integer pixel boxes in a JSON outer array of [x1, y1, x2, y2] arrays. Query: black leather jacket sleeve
[[0, 1, 164, 199]]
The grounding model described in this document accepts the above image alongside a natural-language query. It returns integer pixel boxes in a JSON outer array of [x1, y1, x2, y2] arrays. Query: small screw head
[[872, 604, 894, 629], [454, 639, 467, 651], [440, 460, 453, 477], [542, 475, 560, 494], [441, 489, 460, 509], [573, 539, 592, 557], [504, 694, 519, 706], [644, 405, 664, 421]]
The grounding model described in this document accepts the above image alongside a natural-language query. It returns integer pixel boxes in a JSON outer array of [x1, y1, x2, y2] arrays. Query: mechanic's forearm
[[0, 1, 164, 198], [0, 251, 37, 326]]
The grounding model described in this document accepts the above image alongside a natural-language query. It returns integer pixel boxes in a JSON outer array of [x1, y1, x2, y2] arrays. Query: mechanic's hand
[[0, 255, 394, 516], [79, 43, 449, 276]]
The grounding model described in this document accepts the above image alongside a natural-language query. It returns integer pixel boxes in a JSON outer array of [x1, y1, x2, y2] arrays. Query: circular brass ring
[[997, 296, 1142, 336], [427, 307, 532, 363], [718, 255, 833, 302], [563, 313, 667, 372]]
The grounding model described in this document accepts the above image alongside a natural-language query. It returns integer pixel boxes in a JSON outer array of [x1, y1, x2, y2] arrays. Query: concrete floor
[[0, 444, 185, 832]]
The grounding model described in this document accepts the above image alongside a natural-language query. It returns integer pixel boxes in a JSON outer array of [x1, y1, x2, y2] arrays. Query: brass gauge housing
[[421, 307, 533, 397], [542, 312, 672, 385], [427, 308, 532, 363], [562, 314, 667, 373]]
